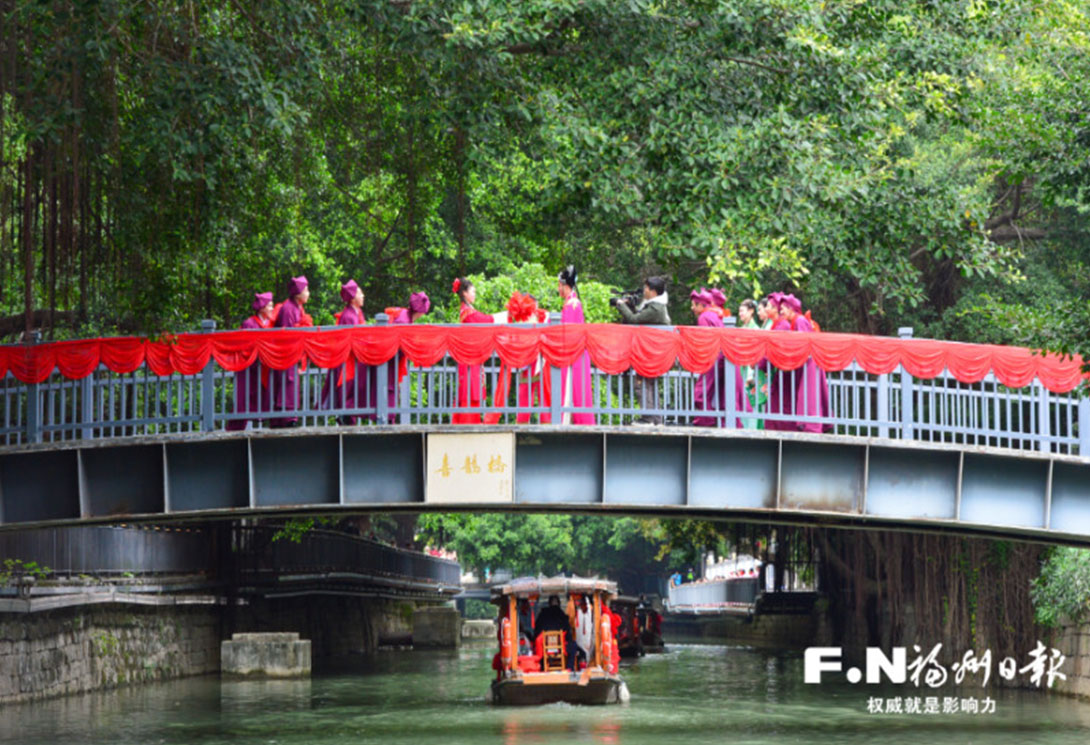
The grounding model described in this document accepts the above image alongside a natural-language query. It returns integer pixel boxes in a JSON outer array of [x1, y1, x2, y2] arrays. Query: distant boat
[[613, 595, 666, 657], [489, 576, 628, 706]]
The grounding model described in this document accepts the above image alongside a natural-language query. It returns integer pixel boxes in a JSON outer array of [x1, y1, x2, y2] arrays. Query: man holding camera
[[612, 277, 670, 424]]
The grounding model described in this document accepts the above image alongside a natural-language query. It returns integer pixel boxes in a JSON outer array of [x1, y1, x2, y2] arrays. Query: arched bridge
[[1, 321, 1088, 544]]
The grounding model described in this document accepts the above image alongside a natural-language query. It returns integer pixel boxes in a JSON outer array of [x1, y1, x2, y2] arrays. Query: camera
[[611, 289, 642, 312]]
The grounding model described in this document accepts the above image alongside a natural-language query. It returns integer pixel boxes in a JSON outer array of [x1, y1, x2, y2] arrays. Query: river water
[[3, 641, 1089, 744]]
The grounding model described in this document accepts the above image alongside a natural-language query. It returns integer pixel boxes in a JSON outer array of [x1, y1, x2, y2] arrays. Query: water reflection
[[1, 643, 1089, 745], [219, 678, 313, 714]]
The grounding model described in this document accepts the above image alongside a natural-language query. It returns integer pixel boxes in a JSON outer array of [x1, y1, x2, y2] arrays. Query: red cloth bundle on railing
[[0, 326, 1085, 393]]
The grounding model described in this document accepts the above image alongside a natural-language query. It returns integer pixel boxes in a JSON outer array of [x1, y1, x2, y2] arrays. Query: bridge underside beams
[[2, 430, 1090, 545]]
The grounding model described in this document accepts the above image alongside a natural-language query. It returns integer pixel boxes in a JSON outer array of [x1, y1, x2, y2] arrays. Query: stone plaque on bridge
[[426, 433, 515, 504]]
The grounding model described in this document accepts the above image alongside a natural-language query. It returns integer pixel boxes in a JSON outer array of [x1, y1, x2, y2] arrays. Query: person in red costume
[[492, 291, 552, 424], [270, 276, 311, 428], [452, 277, 496, 424], [601, 602, 621, 674], [227, 292, 275, 431]]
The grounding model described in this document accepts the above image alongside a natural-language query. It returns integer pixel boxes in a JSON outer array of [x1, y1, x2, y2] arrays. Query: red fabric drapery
[[1, 326, 1085, 393]]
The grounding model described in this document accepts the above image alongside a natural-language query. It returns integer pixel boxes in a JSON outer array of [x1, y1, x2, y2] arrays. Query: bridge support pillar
[[413, 606, 461, 648], [221, 632, 312, 678]]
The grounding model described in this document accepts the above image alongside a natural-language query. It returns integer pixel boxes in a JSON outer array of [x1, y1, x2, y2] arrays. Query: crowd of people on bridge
[[226, 267, 830, 432]]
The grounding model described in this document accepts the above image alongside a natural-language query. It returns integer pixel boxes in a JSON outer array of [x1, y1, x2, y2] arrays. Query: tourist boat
[[638, 596, 666, 654], [612, 596, 644, 658], [490, 576, 628, 705], [613, 595, 666, 657]]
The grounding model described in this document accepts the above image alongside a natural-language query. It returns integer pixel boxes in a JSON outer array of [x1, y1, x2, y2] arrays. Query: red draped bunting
[[1, 326, 1086, 393]]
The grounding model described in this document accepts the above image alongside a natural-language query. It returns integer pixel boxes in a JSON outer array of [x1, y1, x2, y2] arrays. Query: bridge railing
[[232, 526, 462, 589], [667, 577, 761, 609], [0, 524, 212, 576], [1, 322, 1085, 456], [0, 524, 461, 590]]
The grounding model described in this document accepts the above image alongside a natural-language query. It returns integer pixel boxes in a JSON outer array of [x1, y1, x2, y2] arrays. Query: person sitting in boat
[[533, 595, 580, 669], [534, 595, 571, 637]]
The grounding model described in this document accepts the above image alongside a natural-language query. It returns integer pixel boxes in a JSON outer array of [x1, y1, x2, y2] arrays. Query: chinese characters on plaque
[[425, 433, 515, 504]]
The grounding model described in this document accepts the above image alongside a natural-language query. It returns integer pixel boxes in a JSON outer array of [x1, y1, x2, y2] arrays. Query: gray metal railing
[[667, 577, 760, 608], [233, 527, 462, 588], [1, 322, 1085, 457], [0, 524, 461, 589], [0, 525, 213, 576]]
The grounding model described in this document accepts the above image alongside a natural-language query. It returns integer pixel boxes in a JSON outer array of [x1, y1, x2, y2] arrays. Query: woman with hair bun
[[557, 265, 595, 425], [452, 277, 496, 424]]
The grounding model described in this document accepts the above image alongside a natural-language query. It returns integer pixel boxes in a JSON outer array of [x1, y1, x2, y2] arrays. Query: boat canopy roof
[[490, 575, 618, 603]]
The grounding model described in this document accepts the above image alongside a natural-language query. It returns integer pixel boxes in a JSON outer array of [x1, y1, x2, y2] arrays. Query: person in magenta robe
[[762, 292, 797, 431], [227, 292, 275, 431], [323, 279, 376, 425], [557, 265, 595, 425], [779, 293, 832, 433], [270, 276, 310, 428], [385, 291, 431, 422], [691, 289, 723, 426], [709, 288, 728, 319], [453, 277, 496, 424]]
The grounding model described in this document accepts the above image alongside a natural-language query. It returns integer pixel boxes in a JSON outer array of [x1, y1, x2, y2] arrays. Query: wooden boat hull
[[491, 672, 625, 705]]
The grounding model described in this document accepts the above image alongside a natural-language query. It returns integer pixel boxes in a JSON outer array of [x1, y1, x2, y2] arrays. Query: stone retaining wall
[[1051, 623, 1090, 701], [0, 595, 436, 705], [0, 605, 220, 705]]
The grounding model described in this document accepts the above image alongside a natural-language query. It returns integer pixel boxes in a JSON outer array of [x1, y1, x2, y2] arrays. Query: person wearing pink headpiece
[[760, 291, 796, 431], [557, 265, 594, 425], [270, 276, 311, 427], [708, 288, 729, 319], [227, 292, 275, 431], [778, 294, 832, 433], [324, 279, 376, 425], [690, 290, 751, 427], [384, 292, 432, 423]]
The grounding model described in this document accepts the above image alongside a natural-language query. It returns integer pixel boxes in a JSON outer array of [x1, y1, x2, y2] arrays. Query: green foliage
[[441, 263, 618, 323], [463, 598, 494, 620], [416, 512, 671, 589], [0, 558, 50, 584], [3, 0, 1090, 353], [1031, 547, 1090, 628], [271, 516, 335, 544]]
